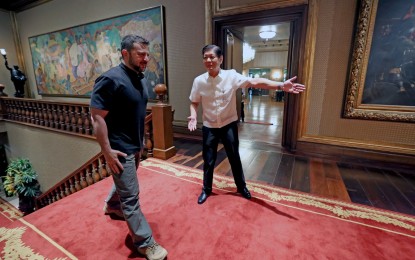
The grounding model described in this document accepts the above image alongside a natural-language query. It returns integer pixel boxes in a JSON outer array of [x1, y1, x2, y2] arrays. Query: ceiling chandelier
[[259, 30, 276, 40]]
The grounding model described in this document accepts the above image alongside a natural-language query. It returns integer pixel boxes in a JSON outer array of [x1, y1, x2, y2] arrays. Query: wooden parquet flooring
[[169, 95, 415, 216]]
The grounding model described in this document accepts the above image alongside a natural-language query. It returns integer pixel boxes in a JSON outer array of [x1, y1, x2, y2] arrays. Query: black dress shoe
[[198, 190, 210, 204], [237, 187, 252, 199]]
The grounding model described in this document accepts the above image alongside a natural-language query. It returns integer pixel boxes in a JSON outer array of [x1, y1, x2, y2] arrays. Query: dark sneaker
[[137, 242, 168, 260]]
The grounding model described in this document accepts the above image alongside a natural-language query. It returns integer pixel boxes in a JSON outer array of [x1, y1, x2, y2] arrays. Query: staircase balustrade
[[0, 97, 153, 154], [35, 153, 109, 209], [0, 92, 174, 209], [0, 97, 156, 209]]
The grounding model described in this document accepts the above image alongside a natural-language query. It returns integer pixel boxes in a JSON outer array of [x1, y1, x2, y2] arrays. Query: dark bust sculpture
[[5, 60, 26, 98]]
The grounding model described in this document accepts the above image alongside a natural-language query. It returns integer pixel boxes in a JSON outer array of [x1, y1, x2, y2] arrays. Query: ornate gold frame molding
[[344, 0, 415, 122]]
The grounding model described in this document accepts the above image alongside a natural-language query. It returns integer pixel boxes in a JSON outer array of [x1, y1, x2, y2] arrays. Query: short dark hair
[[202, 45, 222, 57], [121, 34, 149, 52]]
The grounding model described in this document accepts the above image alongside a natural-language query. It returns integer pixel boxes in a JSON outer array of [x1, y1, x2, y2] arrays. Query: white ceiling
[[231, 22, 291, 52]]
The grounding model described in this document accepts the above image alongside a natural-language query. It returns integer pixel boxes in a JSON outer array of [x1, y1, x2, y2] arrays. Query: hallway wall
[[1, 122, 100, 191], [211, 0, 415, 157], [305, 0, 415, 153]]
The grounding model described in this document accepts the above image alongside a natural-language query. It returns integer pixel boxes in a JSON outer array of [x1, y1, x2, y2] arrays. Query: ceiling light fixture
[[259, 31, 276, 39]]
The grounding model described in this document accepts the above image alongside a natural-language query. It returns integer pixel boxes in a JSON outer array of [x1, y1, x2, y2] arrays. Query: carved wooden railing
[[0, 97, 153, 154], [0, 85, 174, 209], [0, 98, 94, 137], [35, 113, 154, 209], [35, 114, 153, 209], [35, 152, 109, 209]]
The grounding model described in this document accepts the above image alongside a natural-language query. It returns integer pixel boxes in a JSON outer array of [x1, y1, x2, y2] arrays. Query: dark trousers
[[202, 121, 246, 192]]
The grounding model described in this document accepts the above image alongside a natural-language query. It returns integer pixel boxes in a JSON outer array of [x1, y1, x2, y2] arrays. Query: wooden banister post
[[151, 84, 176, 160]]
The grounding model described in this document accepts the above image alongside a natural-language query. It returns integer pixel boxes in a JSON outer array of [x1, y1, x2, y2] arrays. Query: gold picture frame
[[344, 0, 415, 122]]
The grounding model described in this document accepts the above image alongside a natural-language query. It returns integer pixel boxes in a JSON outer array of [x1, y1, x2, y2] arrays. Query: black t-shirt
[[90, 63, 149, 155]]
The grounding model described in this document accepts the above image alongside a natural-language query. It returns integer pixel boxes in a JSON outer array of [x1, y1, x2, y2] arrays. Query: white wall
[[3, 122, 100, 190]]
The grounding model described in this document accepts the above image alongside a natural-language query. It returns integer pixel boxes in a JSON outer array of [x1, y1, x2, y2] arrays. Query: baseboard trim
[[295, 140, 415, 171]]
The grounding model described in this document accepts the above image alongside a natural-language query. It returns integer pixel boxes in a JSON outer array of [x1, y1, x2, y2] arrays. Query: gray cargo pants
[[105, 153, 155, 248]]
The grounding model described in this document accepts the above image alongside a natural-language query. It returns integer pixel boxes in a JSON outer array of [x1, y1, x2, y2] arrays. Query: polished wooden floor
[[169, 95, 415, 216]]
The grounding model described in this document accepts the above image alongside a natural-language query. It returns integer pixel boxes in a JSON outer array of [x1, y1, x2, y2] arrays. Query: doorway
[[212, 5, 307, 150], [227, 22, 289, 146]]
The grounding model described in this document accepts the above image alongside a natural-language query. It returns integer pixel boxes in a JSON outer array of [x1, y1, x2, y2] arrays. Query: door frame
[[211, 5, 308, 150]]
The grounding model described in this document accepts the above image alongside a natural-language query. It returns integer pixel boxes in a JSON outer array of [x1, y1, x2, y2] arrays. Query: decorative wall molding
[[212, 0, 308, 17]]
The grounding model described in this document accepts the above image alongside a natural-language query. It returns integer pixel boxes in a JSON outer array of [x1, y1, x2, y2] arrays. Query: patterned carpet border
[[0, 197, 23, 222], [142, 158, 415, 236], [0, 197, 75, 259]]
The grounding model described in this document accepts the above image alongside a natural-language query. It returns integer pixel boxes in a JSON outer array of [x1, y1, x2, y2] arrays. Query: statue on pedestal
[[5, 60, 26, 98], [1, 49, 26, 98]]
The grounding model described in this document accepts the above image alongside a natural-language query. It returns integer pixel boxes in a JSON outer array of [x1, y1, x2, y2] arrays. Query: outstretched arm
[[90, 107, 127, 174], [247, 76, 306, 94], [188, 102, 199, 131], [4, 61, 11, 71]]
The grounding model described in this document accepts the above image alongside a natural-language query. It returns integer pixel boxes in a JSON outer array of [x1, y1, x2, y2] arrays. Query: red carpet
[[1, 158, 414, 259]]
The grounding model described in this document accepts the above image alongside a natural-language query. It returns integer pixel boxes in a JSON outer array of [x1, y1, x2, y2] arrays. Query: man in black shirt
[[90, 34, 167, 260]]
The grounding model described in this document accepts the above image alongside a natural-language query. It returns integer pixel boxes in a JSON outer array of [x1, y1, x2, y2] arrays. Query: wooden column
[[152, 84, 176, 160]]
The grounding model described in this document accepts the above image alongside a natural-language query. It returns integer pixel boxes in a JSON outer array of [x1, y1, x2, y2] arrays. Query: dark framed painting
[[344, 0, 415, 122], [28, 6, 166, 101]]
